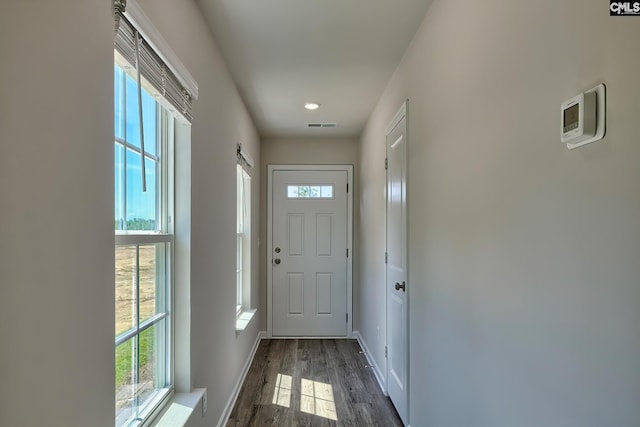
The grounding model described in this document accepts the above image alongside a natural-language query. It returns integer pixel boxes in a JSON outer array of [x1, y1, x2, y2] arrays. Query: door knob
[[274, 258, 281, 265], [274, 247, 281, 253], [395, 281, 406, 292]]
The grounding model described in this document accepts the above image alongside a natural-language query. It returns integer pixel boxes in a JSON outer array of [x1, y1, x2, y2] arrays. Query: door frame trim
[[267, 164, 354, 338]]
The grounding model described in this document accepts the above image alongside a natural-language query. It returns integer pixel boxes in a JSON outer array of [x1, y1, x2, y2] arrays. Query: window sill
[[236, 309, 256, 332], [149, 389, 205, 427]]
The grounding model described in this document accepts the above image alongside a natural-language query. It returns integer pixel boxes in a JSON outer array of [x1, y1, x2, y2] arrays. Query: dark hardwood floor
[[227, 339, 403, 427]]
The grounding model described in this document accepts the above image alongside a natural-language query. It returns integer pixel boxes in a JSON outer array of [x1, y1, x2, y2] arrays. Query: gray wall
[[136, 0, 261, 424], [0, 0, 261, 426], [260, 137, 360, 330], [0, 2, 114, 426], [359, 0, 640, 426]]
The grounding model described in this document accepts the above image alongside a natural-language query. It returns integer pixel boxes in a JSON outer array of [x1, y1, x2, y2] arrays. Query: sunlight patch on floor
[[272, 374, 292, 408], [300, 378, 338, 421], [272, 374, 338, 420]]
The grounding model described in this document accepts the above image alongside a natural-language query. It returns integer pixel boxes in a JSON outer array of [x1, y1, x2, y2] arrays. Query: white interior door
[[271, 169, 349, 336], [386, 103, 408, 425]]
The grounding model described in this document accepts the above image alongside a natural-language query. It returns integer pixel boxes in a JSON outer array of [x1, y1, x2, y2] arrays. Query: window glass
[[125, 74, 141, 149], [124, 149, 157, 231], [138, 243, 165, 324], [121, 72, 159, 155], [236, 234, 243, 308], [115, 245, 137, 336], [114, 66, 125, 140], [114, 145, 125, 231], [115, 337, 138, 425], [142, 92, 158, 157], [321, 186, 333, 198], [237, 165, 251, 311], [114, 320, 167, 426], [286, 185, 334, 199], [114, 56, 173, 427]]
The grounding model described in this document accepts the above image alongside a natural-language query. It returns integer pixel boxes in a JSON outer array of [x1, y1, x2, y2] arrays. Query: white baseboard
[[353, 331, 387, 395], [268, 336, 351, 339], [217, 330, 267, 427]]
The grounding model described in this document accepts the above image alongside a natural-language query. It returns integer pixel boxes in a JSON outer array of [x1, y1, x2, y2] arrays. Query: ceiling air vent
[[308, 123, 338, 128]]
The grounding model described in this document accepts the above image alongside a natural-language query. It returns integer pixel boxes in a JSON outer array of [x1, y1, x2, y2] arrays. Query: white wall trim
[[216, 331, 267, 427], [150, 389, 205, 427], [259, 336, 353, 340], [267, 164, 354, 339], [125, 0, 199, 99], [353, 331, 387, 395]]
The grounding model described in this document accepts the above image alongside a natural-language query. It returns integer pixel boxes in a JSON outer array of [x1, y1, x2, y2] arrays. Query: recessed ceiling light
[[304, 102, 320, 110]]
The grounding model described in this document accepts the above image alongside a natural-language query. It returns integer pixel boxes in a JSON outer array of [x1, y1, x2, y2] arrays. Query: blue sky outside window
[[114, 144, 125, 230], [124, 74, 158, 156], [114, 66, 125, 140], [114, 62, 160, 231], [125, 149, 157, 229]]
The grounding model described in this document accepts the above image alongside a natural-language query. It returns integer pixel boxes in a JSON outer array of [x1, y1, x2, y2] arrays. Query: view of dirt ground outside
[[115, 244, 163, 422]]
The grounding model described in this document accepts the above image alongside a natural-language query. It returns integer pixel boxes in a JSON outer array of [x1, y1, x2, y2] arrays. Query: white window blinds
[[237, 143, 254, 170], [114, 1, 195, 122]]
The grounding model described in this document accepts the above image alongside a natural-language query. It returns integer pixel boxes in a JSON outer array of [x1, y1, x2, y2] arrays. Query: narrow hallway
[[227, 340, 402, 426]]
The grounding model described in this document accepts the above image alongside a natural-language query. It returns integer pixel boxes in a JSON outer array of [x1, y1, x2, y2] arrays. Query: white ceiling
[[195, 0, 432, 138]]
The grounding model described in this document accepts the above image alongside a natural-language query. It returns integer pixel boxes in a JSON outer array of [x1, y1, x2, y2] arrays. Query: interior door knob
[[395, 281, 406, 292], [274, 247, 281, 253], [274, 258, 281, 265]]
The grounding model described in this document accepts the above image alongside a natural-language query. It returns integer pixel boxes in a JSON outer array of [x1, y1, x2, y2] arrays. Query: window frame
[[114, 57, 176, 427], [236, 164, 251, 315]]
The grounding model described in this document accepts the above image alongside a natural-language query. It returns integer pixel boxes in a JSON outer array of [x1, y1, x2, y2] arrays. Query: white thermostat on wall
[[561, 83, 606, 149]]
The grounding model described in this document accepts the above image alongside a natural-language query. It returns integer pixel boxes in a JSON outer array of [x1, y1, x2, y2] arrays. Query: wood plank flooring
[[227, 339, 403, 427]]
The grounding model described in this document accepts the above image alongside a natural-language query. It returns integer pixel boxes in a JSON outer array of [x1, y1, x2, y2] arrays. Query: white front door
[[386, 102, 409, 424], [271, 168, 349, 336]]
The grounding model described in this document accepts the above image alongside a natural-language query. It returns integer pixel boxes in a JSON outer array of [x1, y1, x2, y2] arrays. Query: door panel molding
[[267, 164, 354, 338]]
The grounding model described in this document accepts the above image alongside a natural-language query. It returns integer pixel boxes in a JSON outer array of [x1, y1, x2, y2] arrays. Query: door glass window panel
[[308, 186, 320, 197], [286, 184, 334, 199], [287, 185, 299, 198], [320, 186, 333, 198]]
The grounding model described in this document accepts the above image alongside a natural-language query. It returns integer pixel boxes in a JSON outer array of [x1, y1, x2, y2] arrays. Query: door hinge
[[347, 183, 349, 193], [346, 248, 349, 258], [385, 158, 388, 170], [385, 252, 388, 264], [385, 346, 388, 358], [346, 313, 349, 323]]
